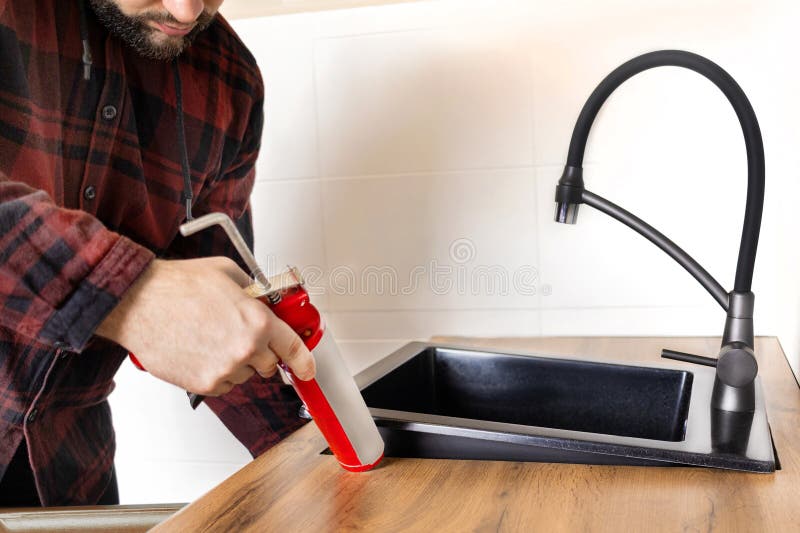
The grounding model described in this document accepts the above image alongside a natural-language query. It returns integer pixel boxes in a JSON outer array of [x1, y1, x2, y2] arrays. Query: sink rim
[[354, 341, 775, 473]]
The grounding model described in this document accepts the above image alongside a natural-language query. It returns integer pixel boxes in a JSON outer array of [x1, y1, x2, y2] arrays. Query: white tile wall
[[753, 0, 800, 372], [315, 29, 535, 176], [534, 165, 741, 310], [115, 460, 247, 504], [249, 179, 331, 308], [540, 306, 720, 338], [110, 363, 250, 504], [334, 339, 412, 375], [320, 168, 540, 311], [327, 309, 542, 341], [111, 0, 800, 504], [233, 17, 320, 181]]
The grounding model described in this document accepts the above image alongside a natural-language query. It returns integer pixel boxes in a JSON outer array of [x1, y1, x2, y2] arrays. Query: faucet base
[[712, 376, 756, 412]]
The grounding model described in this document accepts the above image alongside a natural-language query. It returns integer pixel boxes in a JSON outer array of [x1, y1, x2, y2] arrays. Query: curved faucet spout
[[556, 49, 764, 295], [555, 50, 765, 413]]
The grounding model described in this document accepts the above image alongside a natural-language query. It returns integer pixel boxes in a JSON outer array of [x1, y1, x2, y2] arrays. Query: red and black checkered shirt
[[0, 0, 305, 505]]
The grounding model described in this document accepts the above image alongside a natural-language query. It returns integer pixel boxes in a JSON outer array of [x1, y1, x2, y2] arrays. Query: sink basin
[[360, 345, 692, 441], [352, 342, 775, 472]]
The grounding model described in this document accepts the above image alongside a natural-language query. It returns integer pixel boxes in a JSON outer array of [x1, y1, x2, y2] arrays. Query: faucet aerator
[[555, 202, 580, 224]]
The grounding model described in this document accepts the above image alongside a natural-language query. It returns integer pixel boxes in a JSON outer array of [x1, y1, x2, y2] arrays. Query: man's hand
[[96, 257, 316, 396]]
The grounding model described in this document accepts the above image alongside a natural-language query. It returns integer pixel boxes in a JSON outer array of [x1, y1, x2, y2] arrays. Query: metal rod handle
[[179, 213, 270, 288], [661, 348, 718, 367]]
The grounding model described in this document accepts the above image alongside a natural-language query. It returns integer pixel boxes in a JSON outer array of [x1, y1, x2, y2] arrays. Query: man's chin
[[150, 33, 186, 50], [133, 31, 189, 60]]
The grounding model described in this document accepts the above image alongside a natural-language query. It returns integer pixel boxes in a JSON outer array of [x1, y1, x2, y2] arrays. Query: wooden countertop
[[154, 337, 800, 532]]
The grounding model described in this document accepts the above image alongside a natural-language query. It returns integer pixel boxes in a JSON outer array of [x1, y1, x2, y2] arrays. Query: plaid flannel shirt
[[0, 0, 305, 506]]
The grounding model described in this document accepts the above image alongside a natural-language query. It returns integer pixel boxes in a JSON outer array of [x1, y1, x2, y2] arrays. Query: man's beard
[[88, 0, 215, 60]]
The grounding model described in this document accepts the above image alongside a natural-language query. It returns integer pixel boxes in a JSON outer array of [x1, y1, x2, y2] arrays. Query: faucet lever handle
[[661, 349, 718, 368]]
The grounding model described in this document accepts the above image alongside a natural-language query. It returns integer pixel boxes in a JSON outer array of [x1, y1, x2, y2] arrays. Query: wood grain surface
[[154, 337, 800, 532]]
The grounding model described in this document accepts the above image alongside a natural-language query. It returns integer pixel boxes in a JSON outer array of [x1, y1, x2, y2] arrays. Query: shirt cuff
[[39, 235, 155, 352]]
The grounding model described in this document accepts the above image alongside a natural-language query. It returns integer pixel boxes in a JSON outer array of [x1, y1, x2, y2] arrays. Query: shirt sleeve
[[0, 173, 155, 352]]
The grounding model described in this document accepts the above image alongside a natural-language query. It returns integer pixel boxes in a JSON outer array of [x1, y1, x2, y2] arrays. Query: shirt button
[[102, 105, 118, 120], [83, 185, 96, 201], [27, 408, 38, 423]]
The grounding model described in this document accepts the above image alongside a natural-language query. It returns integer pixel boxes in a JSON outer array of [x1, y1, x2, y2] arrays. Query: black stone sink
[[361, 345, 692, 441], [351, 342, 775, 473]]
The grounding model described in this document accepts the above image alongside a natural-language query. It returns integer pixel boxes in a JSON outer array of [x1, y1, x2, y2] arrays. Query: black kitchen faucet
[[554, 50, 764, 415]]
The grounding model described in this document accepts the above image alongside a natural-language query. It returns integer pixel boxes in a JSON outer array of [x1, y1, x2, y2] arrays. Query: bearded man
[[0, 0, 316, 506]]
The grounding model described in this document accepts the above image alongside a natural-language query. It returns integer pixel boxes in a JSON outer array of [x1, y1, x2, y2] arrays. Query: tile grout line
[[318, 164, 541, 182], [528, 48, 545, 337], [254, 162, 588, 185], [310, 34, 332, 312], [323, 304, 713, 313], [116, 459, 250, 466], [335, 338, 414, 343], [314, 24, 440, 43]]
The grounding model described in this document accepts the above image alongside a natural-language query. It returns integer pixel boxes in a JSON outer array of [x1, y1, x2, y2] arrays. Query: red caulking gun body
[[129, 213, 384, 472]]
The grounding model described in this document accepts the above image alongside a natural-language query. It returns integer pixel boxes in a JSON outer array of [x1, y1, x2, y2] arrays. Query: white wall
[[109, 0, 800, 504]]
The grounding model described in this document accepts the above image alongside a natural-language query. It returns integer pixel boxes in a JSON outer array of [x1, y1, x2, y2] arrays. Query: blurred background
[[108, 0, 800, 503]]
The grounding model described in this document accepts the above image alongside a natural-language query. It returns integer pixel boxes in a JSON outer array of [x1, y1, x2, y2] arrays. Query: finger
[[267, 319, 316, 381], [255, 363, 278, 379], [249, 347, 280, 378], [228, 364, 256, 385]]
